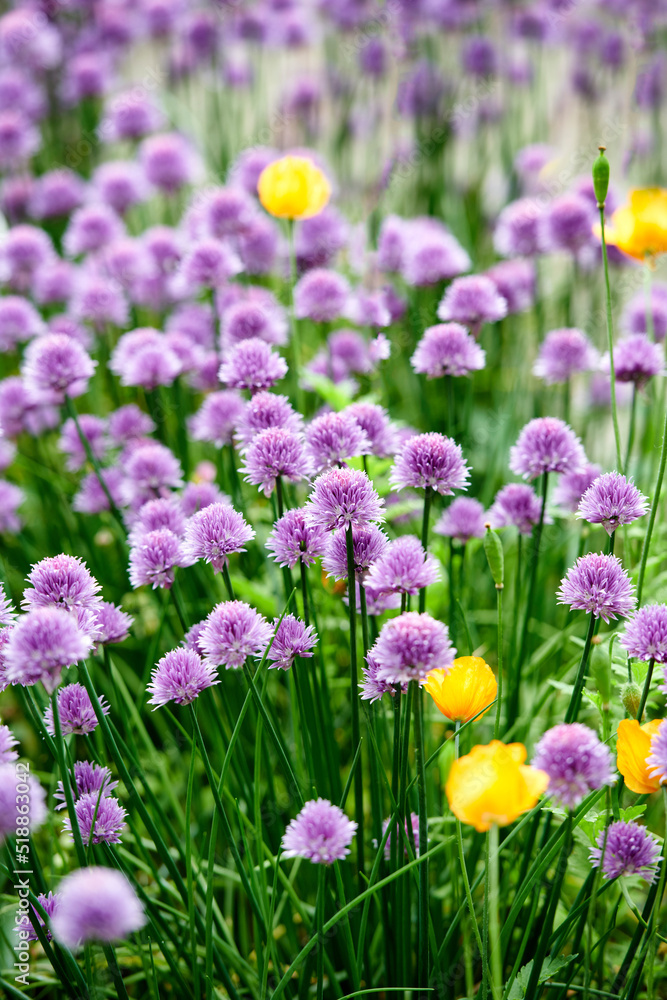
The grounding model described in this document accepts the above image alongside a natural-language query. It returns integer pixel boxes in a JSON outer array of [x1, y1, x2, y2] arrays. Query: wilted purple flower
[[294, 269, 350, 323], [485, 259, 536, 314], [241, 427, 312, 496], [437, 275, 507, 334], [63, 792, 126, 846], [282, 798, 357, 865], [434, 497, 486, 543], [180, 482, 227, 517], [54, 762, 118, 810], [92, 161, 149, 215], [590, 821, 661, 883], [58, 415, 108, 472], [365, 536, 441, 597], [371, 612, 455, 685], [123, 443, 183, 507], [267, 614, 318, 670], [611, 335, 665, 387], [305, 468, 384, 532], [0, 295, 44, 351], [360, 651, 407, 702], [510, 417, 586, 481], [489, 483, 546, 536], [44, 683, 108, 736], [235, 391, 302, 447], [183, 503, 254, 572], [557, 553, 635, 623], [0, 722, 18, 762], [26, 891, 60, 943], [147, 647, 218, 708], [22, 334, 96, 402], [129, 528, 189, 590], [412, 323, 486, 378], [93, 602, 133, 646], [534, 328, 598, 384], [532, 723, 614, 809], [4, 607, 92, 692], [305, 411, 370, 472], [140, 132, 201, 193], [108, 405, 155, 446], [64, 204, 125, 258], [267, 508, 327, 568], [0, 764, 46, 844], [219, 338, 288, 392], [494, 198, 545, 258], [622, 285, 667, 342], [23, 554, 102, 614], [552, 464, 603, 513], [577, 472, 649, 535], [345, 402, 398, 458], [200, 601, 272, 669], [621, 605, 667, 664], [127, 497, 186, 547], [390, 433, 470, 496], [322, 524, 388, 581], [51, 867, 146, 948]]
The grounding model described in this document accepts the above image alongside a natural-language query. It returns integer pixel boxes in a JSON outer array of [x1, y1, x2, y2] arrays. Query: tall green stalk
[[346, 523, 364, 875], [598, 205, 623, 471]]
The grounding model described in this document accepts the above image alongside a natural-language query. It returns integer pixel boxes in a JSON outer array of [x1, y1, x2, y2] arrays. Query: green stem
[[64, 395, 125, 532], [276, 474, 285, 519], [624, 385, 638, 475], [598, 205, 624, 471], [300, 560, 310, 626], [524, 813, 573, 1000], [565, 614, 597, 723], [50, 689, 87, 868], [286, 218, 304, 414], [346, 523, 364, 875], [494, 585, 503, 740], [637, 658, 655, 722], [419, 487, 432, 613], [316, 865, 326, 1000], [636, 404, 667, 607], [489, 824, 502, 1000], [513, 471, 548, 720], [413, 683, 429, 992], [222, 563, 235, 600]]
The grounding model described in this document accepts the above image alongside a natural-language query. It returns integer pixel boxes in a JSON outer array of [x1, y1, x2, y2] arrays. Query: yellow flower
[[423, 656, 497, 724], [445, 741, 549, 832], [616, 718, 663, 795], [257, 155, 330, 220], [601, 188, 667, 261]]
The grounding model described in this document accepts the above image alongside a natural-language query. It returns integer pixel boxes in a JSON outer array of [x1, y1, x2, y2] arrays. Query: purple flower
[[102, 91, 164, 141], [557, 553, 636, 623], [390, 432, 470, 496], [122, 443, 184, 507], [200, 601, 273, 669], [73, 468, 125, 516], [0, 764, 46, 844], [360, 652, 407, 702], [552, 464, 603, 513], [437, 275, 507, 334], [267, 614, 318, 670], [396, 59, 446, 118], [69, 271, 129, 329], [281, 798, 357, 865], [44, 683, 109, 736], [0, 479, 23, 533], [63, 792, 127, 846], [183, 503, 255, 572], [295, 206, 348, 271], [305, 411, 370, 472], [590, 821, 661, 883], [401, 228, 471, 286], [219, 338, 288, 392], [2, 224, 54, 292], [3, 607, 92, 692], [59, 415, 108, 472], [382, 812, 421, 859], [304, 468, 384, 532], [26, 892, 61, 943], [235, 391, 303, 447], [139, 132, 201, 193], [484, 260, 536, 314], [463, 35, 497, 77], [541, 194, 595, 254], [267, 508, 327, 568], [22, 334, 96, 402], [93, 602, 133, 647], [54, 762, 118, 810], [28, 168, 84, 221], [509, 417, 586, 481], [220, 298, 287, 350], [294, 269, 350, 322], [494, 198, 545, 258], [491, 483, 550, 536], [365, 536, 441, 596], [0, 582, 16, 625], [129, 528, 190, 590], [0, 295, 44, 351], [611, 335, 665, 387], [371, 612, 455, 685], [622, 285, 667, 342], [411, 323, 486, 378], [621, 605, 667, 664], [147, 648, 218, 708], [189, 391, 245, 448], [179, 238, 242, 291], [322, 525, 388, 581], [92, 161, 148, 215], [203, 186, 256, 238], [63, 204, 125, 258], [0, 109, 39, 169], [108, 405, 155, 446], [23, 554, 102, 614], [648, 720, 667, 783], [0, 723, 18, 763], [241, 427, 312, 496], [127, 497, 186, 546], [532, 723, 614, 809], [180, 482, 227, 517], [533, 328, 598, 384], [434, 497, 486, 543], [51, 867, 146, 948], [346, 402, 398, 458], [577, 472, 649, 536]]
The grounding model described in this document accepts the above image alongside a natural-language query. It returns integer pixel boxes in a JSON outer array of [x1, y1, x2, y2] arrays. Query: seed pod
[[620, 681, 642, 718], [593, 146, 610, 208], [483, 523, 504, 589]]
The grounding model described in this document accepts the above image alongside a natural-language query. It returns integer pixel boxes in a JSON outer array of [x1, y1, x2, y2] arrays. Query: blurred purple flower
[[412, 323, 486, 377]]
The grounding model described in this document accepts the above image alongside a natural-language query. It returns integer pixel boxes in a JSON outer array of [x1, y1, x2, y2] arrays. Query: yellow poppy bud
[[616, 718, 663, 795], [445, 740, 548, 832], [597, 188, 667, 261], [423, 656, 497, 724], [257, 155, 330, 220]]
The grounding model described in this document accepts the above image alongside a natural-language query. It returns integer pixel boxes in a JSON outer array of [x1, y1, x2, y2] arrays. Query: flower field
[[1, 1, 667, 998]]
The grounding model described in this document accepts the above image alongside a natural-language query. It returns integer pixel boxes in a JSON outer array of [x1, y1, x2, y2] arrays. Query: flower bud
[[592, 147, 610, 208], [620, 681, 641, 718], [483, 523, 504, 589]]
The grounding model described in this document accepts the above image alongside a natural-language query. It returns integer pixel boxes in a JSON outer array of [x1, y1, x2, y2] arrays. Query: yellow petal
[[423, 657, 497, 723], [616, 718, 662, 795]]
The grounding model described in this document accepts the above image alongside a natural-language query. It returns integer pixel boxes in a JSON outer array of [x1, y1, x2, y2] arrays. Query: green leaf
[[508, 955, 576, 998], [303, 373, 355, 410], [619, 804, 648, 823]]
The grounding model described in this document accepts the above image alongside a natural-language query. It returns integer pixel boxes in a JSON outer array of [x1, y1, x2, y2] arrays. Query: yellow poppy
[[423, 656, 497, 724], [445, 740, 548, 832], [257, 155, 330, 220], [616, 718, 663, 794], [601, 188, 667, 261]]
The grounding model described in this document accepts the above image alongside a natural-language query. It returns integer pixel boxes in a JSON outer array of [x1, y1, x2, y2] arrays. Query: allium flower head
[[437, 275, 507, 334], [200, 601, 273, 669], [183, 502, 254, 572], [0, 722, 18, 763], [557, 553, 636, 622], [484, 259, 536, 314], [294, 268, 350, 322], [0, 583, 16, 625], [509, 417, 586, 481], [621, 605, 667, 664], [590, 821, 661, 882], [532, 723, 614, 809], [179, 238, 242, 291], [322, 524, 388, 581], [4, 607, 92, 692], [241, 427, 312, 496], [305, 411, 371, 472], [412, 323, 486, 378], [0, 479, 23, 534], [371, 612, 455, 685], [127, 497, 186, 546], [24, 554, 102, 614], [424, 657, 497, 724], [0, 764, 46, 844], [365, 536, 441, 596], [0, 295, 44, 351], [494, 198, 545, 258], [140, 132, 200, 193], [489, 483, 546, 536], [577, 472, 649, 535], [234, 391, 302, 447], [552, 463, 603, 513], [220, 299, 287, 350], [267, 614, 318, 670], [434, 497, 486, 543], [26, 891, 60, 943], [51, 867, 146, 948], [129, 528, 189, 590], [381, 812, 421, 859], [611, 334, 665, 387], [93, 602, 133, 648], [22, 334, 96, 402], [622, 285, 667, 342], [534, 328, 598, 384], [123, 443, 184, 507], [63, 203, 125, 258], [219, 338, 288, 392], [267, 508, 327, 568], [304, 468, 384, 531], [346, 402, 398, 457], [189, 390, 245, 448], [64, 792, 127, 846], [360, 652, 408, 702], [180, 482, 227, 517], [281, 798, 357, 864], [390, 432, 470, 496], [44, 683, 109, 736], [147, 648, 218, 707], [541, 194, 595, 254], [54, 761, 118, 810]]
